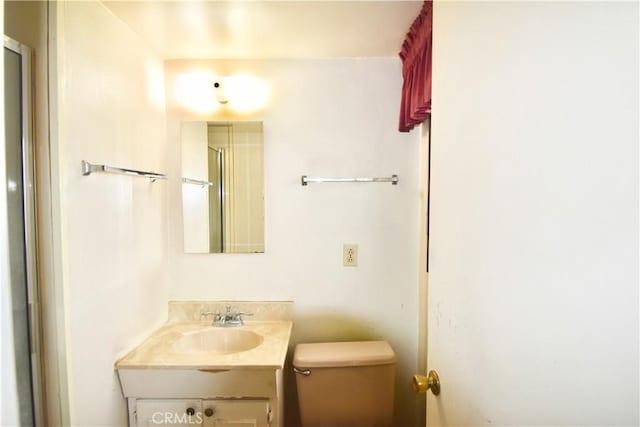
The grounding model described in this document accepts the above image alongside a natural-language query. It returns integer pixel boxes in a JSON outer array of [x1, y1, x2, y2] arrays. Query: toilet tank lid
[[293, 341, 396, 368]]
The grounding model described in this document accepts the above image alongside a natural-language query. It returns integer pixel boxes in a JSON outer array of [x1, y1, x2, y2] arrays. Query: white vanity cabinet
[[119, 368, 283, 427], [133, 398, 271, 427]]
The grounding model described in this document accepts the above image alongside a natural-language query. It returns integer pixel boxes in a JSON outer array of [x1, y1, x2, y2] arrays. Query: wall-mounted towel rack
[[81, 160, 167, 182], [301, 174, 399, 186], [182, 177, 213, 187]]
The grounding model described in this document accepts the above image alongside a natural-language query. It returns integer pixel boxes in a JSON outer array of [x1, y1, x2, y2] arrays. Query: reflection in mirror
[[181, 121, 264, 253]]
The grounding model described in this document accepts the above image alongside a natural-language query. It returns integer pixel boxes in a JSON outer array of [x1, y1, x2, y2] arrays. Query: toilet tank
[[293, 341, 396, 427]]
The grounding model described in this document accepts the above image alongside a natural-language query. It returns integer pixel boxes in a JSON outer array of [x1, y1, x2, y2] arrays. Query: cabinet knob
[[204, 407, 215, 417], [186, 407, 196, 416]]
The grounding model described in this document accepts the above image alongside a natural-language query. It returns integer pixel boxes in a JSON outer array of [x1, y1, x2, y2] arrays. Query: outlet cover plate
[[343, 244, 358, 267]]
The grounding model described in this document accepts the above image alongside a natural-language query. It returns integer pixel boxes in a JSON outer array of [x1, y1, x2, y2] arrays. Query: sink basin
[[172, 328, 264, 355]]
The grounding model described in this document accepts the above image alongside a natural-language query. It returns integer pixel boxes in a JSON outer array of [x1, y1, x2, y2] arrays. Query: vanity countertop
[[115, 320, 292, 370]]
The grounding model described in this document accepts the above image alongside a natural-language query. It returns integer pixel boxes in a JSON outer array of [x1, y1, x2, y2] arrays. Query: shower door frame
[[208, 146, 225, 253], [4, 35, 46, 426]]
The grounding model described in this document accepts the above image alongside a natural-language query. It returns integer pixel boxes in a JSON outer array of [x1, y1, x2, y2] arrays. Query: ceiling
[[102, 1, 422, 59]]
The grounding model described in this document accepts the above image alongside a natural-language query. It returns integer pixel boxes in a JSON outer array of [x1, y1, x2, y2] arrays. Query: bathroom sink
[[172, 328, 264, 355]]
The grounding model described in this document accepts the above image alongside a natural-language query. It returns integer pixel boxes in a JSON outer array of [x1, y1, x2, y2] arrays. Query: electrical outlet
[[343, 244, 358, 267]]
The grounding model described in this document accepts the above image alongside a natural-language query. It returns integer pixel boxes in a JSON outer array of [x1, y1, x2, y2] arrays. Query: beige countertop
[[115, 320, 293, 370]]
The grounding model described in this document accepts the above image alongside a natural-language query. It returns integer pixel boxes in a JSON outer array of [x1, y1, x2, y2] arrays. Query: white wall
[[53, 2, 169, 425], [429, 1, 638, 425], [165, 59, 423, 426]]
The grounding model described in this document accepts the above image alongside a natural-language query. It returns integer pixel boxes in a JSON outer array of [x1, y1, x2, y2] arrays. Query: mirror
[[181, 121, 264, 253]]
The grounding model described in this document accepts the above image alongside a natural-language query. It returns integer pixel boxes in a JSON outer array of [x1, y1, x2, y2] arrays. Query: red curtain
[[398, 0, 432, 132]]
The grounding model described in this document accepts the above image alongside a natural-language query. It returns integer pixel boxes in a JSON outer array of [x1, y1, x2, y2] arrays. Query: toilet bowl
[[293, 341, 396, 427]]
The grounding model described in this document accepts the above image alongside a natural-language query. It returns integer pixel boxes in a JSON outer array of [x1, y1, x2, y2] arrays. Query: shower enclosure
[[4, 35, 44, 425]]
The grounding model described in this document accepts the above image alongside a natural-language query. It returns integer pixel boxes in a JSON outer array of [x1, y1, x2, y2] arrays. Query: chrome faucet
[[203, 305, 253, 327]]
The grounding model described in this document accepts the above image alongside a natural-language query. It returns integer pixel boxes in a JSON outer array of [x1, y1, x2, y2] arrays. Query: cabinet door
[[135, 399, 203, 427], [202, 400, 270, 427]]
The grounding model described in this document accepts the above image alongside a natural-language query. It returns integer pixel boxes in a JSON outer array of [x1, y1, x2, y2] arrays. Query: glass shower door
[[4, 37, 38, 426]]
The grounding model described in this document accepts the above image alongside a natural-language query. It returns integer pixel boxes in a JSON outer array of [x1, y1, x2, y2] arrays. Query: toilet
[[293, 341, 396, 427]]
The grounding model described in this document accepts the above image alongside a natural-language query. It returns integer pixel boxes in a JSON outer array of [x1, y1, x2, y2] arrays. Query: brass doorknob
[[413, 370, 440, 396]]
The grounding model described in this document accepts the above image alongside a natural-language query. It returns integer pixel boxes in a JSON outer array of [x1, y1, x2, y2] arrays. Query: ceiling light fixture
[[176, 71, 270, 113]]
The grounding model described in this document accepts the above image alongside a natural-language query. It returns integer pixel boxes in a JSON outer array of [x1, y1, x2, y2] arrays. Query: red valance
[[398, 0, 433, 132]]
